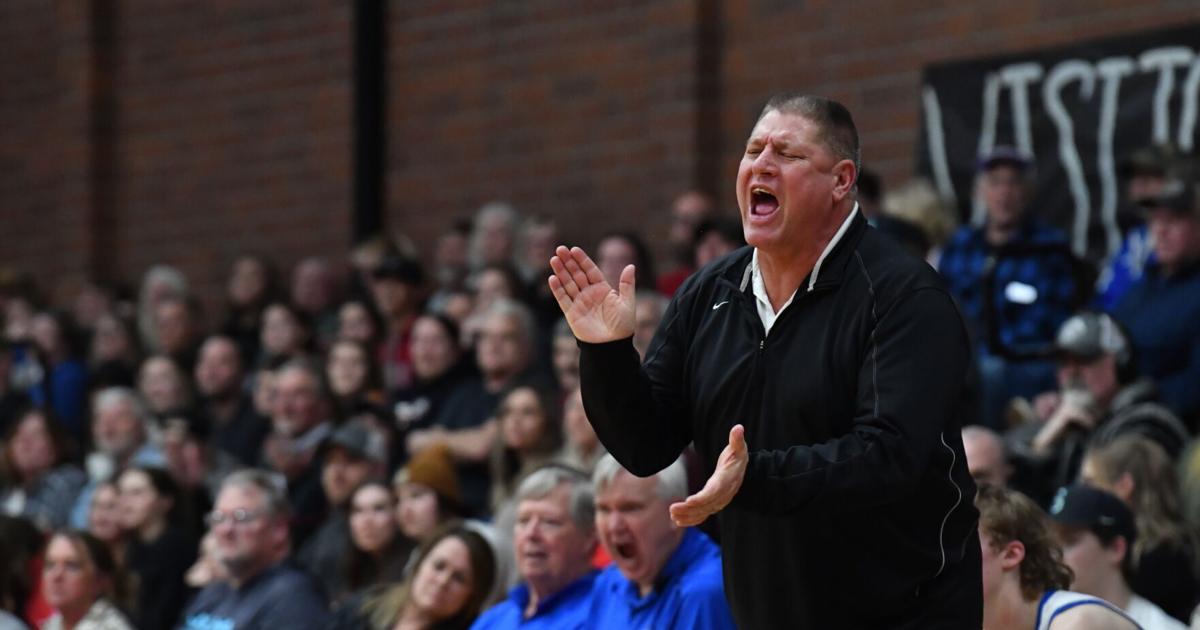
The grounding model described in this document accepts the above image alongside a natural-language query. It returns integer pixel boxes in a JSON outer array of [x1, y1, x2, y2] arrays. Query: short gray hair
[[219, 469, 291, 521], [593, 454, 688, 501], [515, 465, 594, 532], [93, 387, 151, 431], [483, 298, 537, 350]]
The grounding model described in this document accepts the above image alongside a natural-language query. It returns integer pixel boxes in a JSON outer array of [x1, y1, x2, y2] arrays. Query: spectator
[[259, 359, 332, 545], [1081, 436, 1199, 622], [327, 338, 385, 423], [549, 319, 578, 396], [0, 515, 44, 628], [0, 340, 32, 435], [220, 255, 280, 366], [290, 257, 341, 350], [856, 168, 883, 220], [469, 202, 520, 273], [137, 355, 193, 424], [160, 413, 233, 538], [258, 302, 313, 367], [339, 480, 415, 602], [470, 466, 597, 630], [86, 314, 140, 391], [881, 178, 958, 266], [135, 265, 188, 360], [1095, 144, 1185, 311], [194, 335, 269, 467], [658, 191, 715, 296], [336, 299, 384, 354], [1007, 312, 1187, 504], [976, 484, 1135, 629], [40, 530, 134, 630], [691, 218, 745, 270], [178, 470, 330, 629], [589, 455, 734, 629], [488, 386, 562, 516], [595, 232, 656, 296], [370, 256, 426, 392], [153, 297, 201, 373], [1112, 175, 1200, 425], [1048, 485, 1186, 629], [330, 524, 496, 630], [84, 482, 126, 569], [631, 291, 667, 361], [515, 215, 562, 336], [962, 425, 1012, 489], [27, 312, 88, 439], [555, 388, 604, 475], [407, 299, 540, 516], [0, 408, 86, 531], [939, 146, 1080, 428], [429, 220, 473, 306], [71, 388, 166, 529], [69, 281, 119, 343], [394, 444, 465, 543], [391, 315, 474, 450], [297, 420, 387, 600], [116, 466, 195, 630]]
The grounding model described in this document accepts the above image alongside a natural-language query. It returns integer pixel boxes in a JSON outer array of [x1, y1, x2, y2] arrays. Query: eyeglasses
[[204, 508, 265, 528]]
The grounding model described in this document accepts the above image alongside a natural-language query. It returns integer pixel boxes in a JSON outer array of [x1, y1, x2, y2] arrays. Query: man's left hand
[[670, 425, 748, 527]]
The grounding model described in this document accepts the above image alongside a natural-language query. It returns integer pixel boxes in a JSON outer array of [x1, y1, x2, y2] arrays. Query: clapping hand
[[548, 246, 636, 343], [669, 425, 749, 527]]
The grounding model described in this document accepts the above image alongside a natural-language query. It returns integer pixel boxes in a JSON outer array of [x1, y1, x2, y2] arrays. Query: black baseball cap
[[977, 146, 1032, 173], [1048, 485, 1137, 544], [1134, 177, 1197, 218], [323, 421, 387, 464]]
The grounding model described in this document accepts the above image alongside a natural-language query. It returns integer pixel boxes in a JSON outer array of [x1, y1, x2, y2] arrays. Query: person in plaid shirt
[[939, 147, 1080, 429]]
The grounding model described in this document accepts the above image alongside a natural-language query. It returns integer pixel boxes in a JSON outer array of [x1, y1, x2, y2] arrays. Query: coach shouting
[[548, 94, 982, 628]]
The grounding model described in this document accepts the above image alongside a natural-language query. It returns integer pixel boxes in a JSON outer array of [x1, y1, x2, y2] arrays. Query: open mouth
[[750, 187, 779, 216], [615, 542, 637, 560]]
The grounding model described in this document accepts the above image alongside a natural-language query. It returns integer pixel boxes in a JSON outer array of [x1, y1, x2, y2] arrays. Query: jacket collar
[[730, 202, 868, 294]]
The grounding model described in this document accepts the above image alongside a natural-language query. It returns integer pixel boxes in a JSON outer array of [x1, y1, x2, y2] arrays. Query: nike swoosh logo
[[712, 301, 729, 310]]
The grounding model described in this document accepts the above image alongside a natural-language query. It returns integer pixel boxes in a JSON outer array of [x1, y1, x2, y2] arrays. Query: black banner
[[917, 24, 1200, 261]]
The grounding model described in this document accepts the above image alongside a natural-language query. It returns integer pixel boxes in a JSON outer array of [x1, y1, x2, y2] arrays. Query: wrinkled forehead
[[747, 110, 815, 144], [517, 485, 571, 519], [216, 484, 268, 512]]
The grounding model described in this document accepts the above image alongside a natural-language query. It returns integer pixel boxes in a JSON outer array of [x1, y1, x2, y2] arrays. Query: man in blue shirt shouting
[[589, 454, 734, 629]]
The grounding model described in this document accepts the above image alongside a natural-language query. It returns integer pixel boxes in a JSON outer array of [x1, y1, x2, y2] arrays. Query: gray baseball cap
[[1054, 312, 1129, 362]]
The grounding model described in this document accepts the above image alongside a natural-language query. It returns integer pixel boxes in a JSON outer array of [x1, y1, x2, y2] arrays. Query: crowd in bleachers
[[0, 136, 1199, 629]]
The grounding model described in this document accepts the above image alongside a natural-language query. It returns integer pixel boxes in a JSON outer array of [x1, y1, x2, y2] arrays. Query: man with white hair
[[589, 454, 734, 629], [471, 466, 598, 629], [70, 387, 166, 527]]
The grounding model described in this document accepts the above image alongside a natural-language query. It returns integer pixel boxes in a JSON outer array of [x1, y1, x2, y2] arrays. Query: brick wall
[[1, 1, 1196, 311]]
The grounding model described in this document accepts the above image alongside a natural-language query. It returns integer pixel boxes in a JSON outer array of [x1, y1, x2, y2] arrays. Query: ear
[[831, 159, 858, 203], [1108, 535, 1129, 566], [1000, 540, 1026, 571]]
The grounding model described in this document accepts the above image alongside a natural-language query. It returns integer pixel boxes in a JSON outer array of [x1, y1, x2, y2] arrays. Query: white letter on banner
[[1178, 57, 1200, 152], [999, 63, 1044, 157], [1043, 60, 1096, 257], [1139, 47, 1195, 143], [921, 86, 957, 207], [1096, 56, 1136, 257]]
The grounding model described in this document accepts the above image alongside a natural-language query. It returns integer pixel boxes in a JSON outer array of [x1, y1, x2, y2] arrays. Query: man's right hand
[[548, 245, 636, 343]]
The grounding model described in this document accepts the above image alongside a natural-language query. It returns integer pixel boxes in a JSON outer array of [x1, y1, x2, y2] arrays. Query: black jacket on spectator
[[126, 526, 197, 630], [206, 395, 271, 467], [579, 215, 982, 628]]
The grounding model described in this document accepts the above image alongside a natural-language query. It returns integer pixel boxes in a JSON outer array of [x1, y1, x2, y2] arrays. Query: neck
[[984, 580, 1039, 630], [526, 564, 590, 618], [59, 599, 94, 629], [484, 370, 516, 393], [1090, 573, 1132, 610], [985, 221, 1019, 246], [387, 312, 416, 335], [395, 604, 433, 630], [757, 205, 849, 312]]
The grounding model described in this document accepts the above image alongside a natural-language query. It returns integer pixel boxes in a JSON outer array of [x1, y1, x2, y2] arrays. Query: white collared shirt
[[751, 203, 859, 336]]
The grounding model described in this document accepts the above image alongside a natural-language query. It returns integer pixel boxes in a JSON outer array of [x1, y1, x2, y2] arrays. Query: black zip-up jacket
[[580, 213, 982, 628]]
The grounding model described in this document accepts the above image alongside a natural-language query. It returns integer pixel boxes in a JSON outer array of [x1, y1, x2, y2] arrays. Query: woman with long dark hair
[[330, 524, 496, 630], [115, 466, 196, 630], [0, 408, 86, 531], [338, 480, 416, 604], [40, 530, 134, 630]]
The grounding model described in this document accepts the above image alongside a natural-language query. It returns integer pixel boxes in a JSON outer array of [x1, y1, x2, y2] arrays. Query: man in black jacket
[[548, 93, 981, 628]]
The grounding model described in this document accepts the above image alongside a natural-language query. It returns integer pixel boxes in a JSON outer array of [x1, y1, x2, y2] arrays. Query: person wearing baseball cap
[[1049, 485, 1187, 629], [939, 145, 1080, 429], [1112, 170, 1200, 425], [1008, 312, 1187, 504]]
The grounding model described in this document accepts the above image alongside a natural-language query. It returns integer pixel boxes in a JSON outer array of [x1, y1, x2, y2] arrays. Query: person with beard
[[194, 335, 270, 466], [70, 388, 166, 529], [177, 470, 329, 630]]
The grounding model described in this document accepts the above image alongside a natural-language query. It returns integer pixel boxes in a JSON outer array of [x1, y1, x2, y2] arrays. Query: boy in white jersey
[[977, 485, 1138, 630]]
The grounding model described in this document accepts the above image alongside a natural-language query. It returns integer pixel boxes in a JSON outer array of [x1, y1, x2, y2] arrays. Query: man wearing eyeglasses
[[178, 469, 330, 630]]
